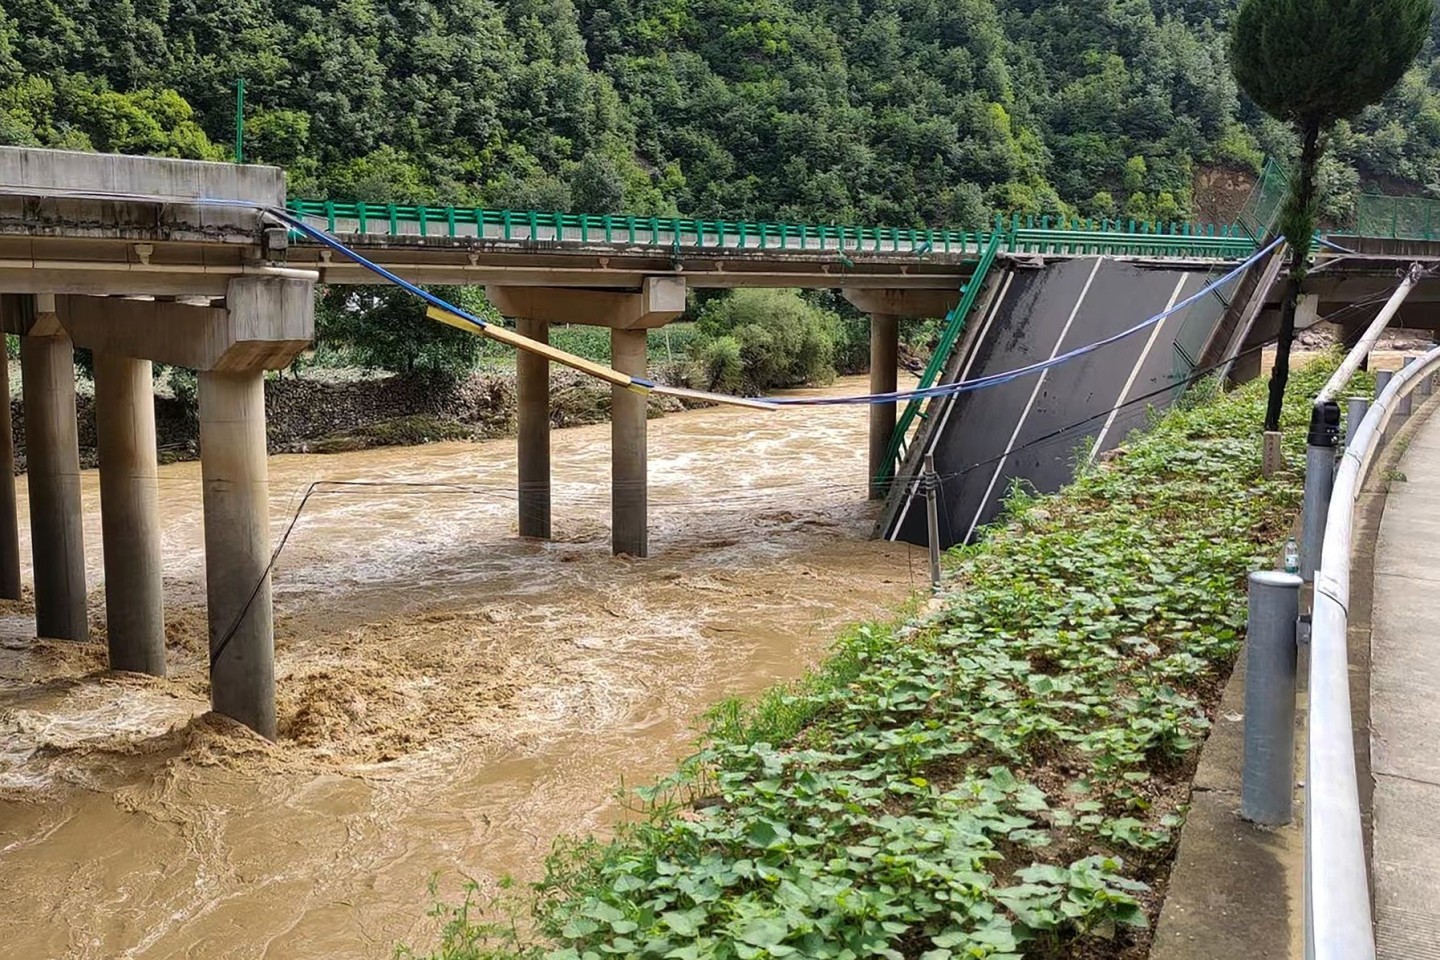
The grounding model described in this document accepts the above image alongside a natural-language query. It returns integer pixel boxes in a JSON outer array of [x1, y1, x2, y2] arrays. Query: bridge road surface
[[890, 257, 1211, 547]]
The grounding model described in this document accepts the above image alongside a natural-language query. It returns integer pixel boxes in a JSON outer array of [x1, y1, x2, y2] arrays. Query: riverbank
[[406, 358, 1339, 960]]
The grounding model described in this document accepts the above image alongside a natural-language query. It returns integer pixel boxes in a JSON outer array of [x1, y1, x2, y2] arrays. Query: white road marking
[[1088, 273, 1190, 461]]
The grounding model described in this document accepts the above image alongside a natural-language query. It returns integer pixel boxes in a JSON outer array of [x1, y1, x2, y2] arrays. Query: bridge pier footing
[[868, 313, 899, 499], [21, 326, 88, 641], [94, 353, 166, 675], [517, 317, 551, 539], [199, 369, 276, 738], [611, 328, 648, 558]]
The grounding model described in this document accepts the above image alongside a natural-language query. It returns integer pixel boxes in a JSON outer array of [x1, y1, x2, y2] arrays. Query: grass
[[402, 353, 1351, 960]]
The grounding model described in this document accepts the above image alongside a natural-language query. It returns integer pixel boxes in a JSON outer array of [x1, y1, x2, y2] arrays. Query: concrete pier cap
[[58, 278, 315, 371], [486, 276, 686, 329]]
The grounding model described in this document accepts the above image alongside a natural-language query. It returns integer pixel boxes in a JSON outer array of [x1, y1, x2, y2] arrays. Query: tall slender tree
[[1230, 0, 1433, 431]]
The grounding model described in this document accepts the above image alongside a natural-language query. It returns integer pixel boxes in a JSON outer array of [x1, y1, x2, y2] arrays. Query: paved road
[[890, 257, 1216, 546], [1371, 409, 1440, 960]]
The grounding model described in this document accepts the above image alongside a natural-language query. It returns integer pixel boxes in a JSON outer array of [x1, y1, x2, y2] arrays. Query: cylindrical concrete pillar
[[20, 333, 86, 640], [611, 328, 648, 558], [94, 353, 165, 675], [868, 313, 900, 500], [1241, 570, 1301, 825], [0, 350, 21, 600], [199, 370, 275, 738], [516, 317, 551, 540]]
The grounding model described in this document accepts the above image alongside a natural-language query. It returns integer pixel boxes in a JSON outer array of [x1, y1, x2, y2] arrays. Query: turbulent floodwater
[[0, 375, 920, 960]]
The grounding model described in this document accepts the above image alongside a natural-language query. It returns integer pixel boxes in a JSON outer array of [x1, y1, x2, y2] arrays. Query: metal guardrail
[[1306, 347, 1440, 960], [285, 200, 1258, 260], [1334, 193, 1440, 241]]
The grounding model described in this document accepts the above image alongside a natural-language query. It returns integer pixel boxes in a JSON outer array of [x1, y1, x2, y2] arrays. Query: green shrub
[[694, 335, 743, 393], [693, 289, 838, 393]]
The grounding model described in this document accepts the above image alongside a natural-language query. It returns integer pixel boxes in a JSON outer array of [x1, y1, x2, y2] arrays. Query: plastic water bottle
[[1283, 536, 1299, 574]]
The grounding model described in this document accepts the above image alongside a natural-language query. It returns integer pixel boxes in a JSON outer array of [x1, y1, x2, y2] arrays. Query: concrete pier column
[[93, 353, 165, 675], [611, 328, 648, 557], [869, 313, 900, 499], [199, 370, 275, 738], [516, 317, 551, 539], [0, 350, 21, 600], [20, 332, 87, 640]]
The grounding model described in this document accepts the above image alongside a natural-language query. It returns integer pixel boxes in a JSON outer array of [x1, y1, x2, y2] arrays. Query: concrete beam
[[843, 288, 962, 319], [868, 313, 900, 500], [0, 146, 283, 245], [19, 322, 87, 641], [58, 277, 314, 371], [611, 329, 648, 557], [516, 317, 551, 539], [199, 370, 275, 737], [486, 277, 686, 329], [94, 353, 165, 675]]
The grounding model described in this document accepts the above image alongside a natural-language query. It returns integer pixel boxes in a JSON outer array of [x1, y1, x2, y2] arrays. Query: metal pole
[[1242, 569, 1302, 825], [1346, 396, 1369, 449], [1315, 263, 1423, 404], [924, 454, 941, 592], [1300, 401, 1340, 581], [235, 78, 245, 164], [1398, 357, 1415, 416]]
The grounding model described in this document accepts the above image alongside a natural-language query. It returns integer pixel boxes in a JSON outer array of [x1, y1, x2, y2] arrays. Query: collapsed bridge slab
[[884, 257, 1220, 548]]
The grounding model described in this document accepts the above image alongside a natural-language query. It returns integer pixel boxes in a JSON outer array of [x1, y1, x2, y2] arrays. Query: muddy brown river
[[0, 375, 919, 959]]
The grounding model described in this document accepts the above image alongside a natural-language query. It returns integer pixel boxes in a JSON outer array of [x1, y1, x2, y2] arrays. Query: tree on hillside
[[1230, 0, 1432, 431]]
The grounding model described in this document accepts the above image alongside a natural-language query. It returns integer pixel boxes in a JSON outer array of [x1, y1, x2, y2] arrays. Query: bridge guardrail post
[[1375, 370, 1394, 441], [1242, 569, 1302, 825], [1399, 357, 1415, 416], [1346, 396, 1369, 449], [1301, 401, 1341, 581]]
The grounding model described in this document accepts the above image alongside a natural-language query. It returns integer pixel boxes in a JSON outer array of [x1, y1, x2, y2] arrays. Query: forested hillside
[[0, 0, 1436, 227]]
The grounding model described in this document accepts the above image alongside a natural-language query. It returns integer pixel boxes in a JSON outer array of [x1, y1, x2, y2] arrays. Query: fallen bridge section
[[882, 256, 1220, 548]]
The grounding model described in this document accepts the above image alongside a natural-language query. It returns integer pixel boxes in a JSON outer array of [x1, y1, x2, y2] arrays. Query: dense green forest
[[0, 0, 1436, 229]]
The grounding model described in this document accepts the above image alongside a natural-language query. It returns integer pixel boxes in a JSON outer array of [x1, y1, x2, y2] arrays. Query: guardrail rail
[[1307, 345, 1440, 960]]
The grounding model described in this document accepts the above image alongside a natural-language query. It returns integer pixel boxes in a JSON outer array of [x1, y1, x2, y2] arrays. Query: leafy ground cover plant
[[407, 354, 1353, 960]]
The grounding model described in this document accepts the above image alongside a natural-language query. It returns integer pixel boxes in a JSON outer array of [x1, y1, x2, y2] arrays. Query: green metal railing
[[874, 233, 1004, 492], [286, 199, 1258, 261], [1339, 193, 1440, 241]]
